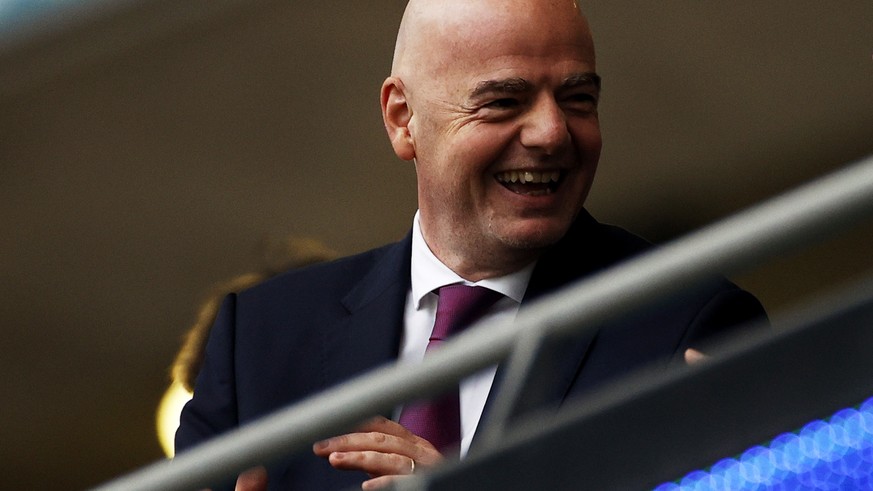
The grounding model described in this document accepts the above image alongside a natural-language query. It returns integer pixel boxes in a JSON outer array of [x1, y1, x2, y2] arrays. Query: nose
[[519, 96, 570, 154]]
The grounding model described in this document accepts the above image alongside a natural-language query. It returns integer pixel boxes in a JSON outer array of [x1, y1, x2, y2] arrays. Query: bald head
[[391, 0, 595, 81], [380, 0, 602, 279]]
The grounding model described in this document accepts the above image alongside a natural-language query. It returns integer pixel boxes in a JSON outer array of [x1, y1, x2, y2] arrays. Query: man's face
[[400, 2, 601, 277]]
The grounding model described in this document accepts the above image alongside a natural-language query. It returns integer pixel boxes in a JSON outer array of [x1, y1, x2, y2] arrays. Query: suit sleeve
[[175, 293, 240, 453], [675, 284, 769, 358]]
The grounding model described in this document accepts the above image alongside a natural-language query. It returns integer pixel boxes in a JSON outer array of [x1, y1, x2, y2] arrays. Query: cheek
[[573, 120, 603, 155], [458, 125, 518, 166]]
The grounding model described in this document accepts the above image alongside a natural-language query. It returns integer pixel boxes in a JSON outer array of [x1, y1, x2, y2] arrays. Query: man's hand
[[234, 466, 268, 491], [313, 416, 444, 490], [684, 348, 709, 365], [199, 466, 268, 491]]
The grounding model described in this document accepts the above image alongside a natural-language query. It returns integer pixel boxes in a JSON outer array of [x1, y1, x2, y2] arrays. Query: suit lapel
[[476, 212, 608, 441], [320, 235, 412, 399], [317, 214, 612, 443]]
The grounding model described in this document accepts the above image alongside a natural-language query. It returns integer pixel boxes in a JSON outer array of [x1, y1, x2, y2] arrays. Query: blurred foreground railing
[[90, 154, 873, 491], [414, 272, 873, 490]]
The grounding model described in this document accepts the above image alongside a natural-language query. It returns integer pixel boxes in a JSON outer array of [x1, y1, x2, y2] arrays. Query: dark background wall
[[1, 1, 871, 488]]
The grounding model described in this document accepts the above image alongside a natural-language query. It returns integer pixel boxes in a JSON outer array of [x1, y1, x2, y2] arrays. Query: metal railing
[[90, 154, 873, 491], [417, 276, 873, 490]]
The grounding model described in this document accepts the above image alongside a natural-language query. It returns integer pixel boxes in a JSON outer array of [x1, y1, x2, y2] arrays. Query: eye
[[483, 98, 520, 110], [568, 92, 597, 104], [564, 92, 599, 113]]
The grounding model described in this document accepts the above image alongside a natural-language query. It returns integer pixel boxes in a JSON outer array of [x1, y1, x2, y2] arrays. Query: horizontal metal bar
[[90, 154, 873, 491]]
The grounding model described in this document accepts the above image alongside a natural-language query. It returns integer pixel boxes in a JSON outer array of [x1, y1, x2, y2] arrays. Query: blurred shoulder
[[237, 236, 412, 302]]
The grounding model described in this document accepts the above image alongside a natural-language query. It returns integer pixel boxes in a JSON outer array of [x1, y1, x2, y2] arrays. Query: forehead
[[437, 45, 596, 101], [429, 6, 595, 88]]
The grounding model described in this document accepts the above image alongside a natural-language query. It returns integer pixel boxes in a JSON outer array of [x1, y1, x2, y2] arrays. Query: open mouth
[[495, 170, 563, 196]]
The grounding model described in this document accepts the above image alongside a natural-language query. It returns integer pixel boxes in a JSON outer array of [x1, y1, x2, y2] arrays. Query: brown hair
[[171, 237, 338, 392]]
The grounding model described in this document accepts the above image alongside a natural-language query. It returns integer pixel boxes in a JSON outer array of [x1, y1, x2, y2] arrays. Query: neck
[[429, 241, 541, 282]]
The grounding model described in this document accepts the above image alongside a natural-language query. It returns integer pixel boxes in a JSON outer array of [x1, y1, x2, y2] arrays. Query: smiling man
[[175, 1, 766, 490]]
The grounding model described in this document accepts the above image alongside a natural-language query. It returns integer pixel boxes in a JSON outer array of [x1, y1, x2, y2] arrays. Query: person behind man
[[156, 238, 337, 457], [175, 1, 766, 489]]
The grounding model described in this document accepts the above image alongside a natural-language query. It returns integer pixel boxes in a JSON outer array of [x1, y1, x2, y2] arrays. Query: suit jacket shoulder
[[527, 209, 654, 300], [177, 237, 414, 489], [176, 237, 413, 485], [520, 209, 767, 406]]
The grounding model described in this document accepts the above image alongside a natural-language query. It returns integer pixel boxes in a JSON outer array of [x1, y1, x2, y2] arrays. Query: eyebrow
[[469, 72, 601, 99], [562, 72, 601, 91], [469, 78, 532, 99]]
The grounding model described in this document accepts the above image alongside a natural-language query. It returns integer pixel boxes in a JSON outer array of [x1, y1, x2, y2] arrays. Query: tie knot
[[431, 284, 503, 341]]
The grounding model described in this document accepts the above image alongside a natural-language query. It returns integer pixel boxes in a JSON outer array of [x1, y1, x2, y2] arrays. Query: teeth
[[496, 170, 561, 184]]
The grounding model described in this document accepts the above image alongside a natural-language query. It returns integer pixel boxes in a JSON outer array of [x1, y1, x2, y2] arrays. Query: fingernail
[[331, 451, 346, 461], [314, 440, 329, 450]]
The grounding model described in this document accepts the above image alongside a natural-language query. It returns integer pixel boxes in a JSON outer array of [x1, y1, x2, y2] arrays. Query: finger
[[353, 417, 435, 450], [234, 466, 268, 491], [684, 348, 709, 365], [328, 451, 414, 477], [356, 416, 443, 450], [355, 416, 417, 440], [315, 431, 443, 467], [314, 431, 403, 456], [314, 431, 418, 457], [362, 474, 414, 490]]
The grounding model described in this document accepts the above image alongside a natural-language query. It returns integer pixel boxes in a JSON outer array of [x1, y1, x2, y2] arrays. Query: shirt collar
[[410, 211, 535, 309]]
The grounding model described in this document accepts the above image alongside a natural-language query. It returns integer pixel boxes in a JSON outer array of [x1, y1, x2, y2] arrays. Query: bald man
[[175, 1, 766, 490]]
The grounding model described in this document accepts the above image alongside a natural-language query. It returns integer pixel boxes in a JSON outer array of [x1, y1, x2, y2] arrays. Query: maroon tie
[[399, 284, 503, 456]]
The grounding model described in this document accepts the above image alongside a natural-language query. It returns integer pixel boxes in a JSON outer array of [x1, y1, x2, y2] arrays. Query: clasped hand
[[229, 416, 443, 491], [314, 416, 444, 489]]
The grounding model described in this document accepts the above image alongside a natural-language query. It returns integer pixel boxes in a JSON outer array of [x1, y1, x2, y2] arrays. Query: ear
[[381, 77, 416, 161]]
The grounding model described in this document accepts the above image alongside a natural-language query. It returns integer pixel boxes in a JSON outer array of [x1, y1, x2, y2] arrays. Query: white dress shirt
[[398, 211, 536, 456]]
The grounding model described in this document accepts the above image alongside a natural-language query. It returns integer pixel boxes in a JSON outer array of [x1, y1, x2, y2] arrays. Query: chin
[[496, 220, 571, 251]]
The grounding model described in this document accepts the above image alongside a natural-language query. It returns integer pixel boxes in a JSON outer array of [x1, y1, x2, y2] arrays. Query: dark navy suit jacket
[[175, 210, 766, 490]]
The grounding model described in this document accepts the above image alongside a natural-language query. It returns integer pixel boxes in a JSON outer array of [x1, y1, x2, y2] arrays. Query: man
[[175, 1, 766, 490]]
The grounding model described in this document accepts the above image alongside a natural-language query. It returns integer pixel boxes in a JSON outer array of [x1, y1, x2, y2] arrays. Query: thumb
[[235, 466, 268, 491], [684, 348, 709, 365]]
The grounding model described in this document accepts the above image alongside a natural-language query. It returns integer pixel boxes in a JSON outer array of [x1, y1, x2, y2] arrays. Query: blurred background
[[0, 0, 871, 488]]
